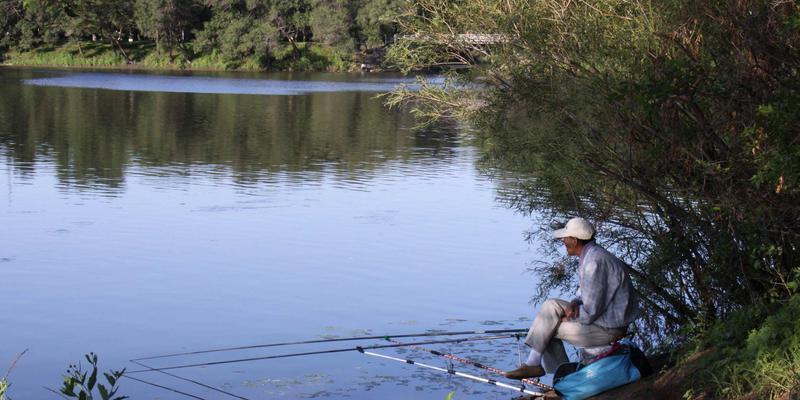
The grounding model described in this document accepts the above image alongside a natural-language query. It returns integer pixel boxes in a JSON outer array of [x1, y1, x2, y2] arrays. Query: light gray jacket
[[576, 242, 640, 329]]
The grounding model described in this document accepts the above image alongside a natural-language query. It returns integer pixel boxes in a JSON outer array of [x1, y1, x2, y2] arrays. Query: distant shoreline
[[0, 62, 392, 75], [0, 41, 390, 75]]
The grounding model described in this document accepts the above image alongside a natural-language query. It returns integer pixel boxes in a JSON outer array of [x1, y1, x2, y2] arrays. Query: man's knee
[[541, 298, 563, 311]]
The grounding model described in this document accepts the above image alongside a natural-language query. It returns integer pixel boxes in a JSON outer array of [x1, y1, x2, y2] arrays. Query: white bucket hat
[[552, 217, 595, 240]]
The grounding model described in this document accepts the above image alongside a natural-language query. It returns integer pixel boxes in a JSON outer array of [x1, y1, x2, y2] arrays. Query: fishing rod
[[128, 334, 517, 374], [383, 337, 553, 391], [133, 328, 528, 361], [357, 348, 547, 397]]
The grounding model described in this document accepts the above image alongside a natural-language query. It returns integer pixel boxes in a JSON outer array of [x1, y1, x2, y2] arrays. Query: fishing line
[[128, 334, 517, 374], [124, 375, 207, 400], [130, 360, 251, 400], [133, 328, 528, 361]]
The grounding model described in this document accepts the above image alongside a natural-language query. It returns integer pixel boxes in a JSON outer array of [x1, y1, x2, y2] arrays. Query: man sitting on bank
[[504, 217, 640, 379]]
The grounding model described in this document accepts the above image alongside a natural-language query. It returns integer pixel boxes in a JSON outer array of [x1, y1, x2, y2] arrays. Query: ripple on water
[[23, 73, 437, 96]]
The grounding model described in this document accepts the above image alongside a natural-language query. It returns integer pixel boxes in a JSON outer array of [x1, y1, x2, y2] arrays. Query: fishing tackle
[[133, 328, 527, 361], [130, 360, 251, 400], [128, 334, 517, 373], [357, 348, 547, 397], [383, 337, 553, 391]]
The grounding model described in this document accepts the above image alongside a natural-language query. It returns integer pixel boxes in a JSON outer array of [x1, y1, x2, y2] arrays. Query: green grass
[[188, 51, 232, 70], [0, 378, 8, 400], [1, 349, 26, 400], [686, 294, 800, 399], [6, 41, 128, 67], [3, 40, 358, 72], [140, 51, 190, 70]]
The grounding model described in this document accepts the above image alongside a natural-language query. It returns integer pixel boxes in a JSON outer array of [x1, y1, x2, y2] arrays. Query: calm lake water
[[0, 68, 546, 400]]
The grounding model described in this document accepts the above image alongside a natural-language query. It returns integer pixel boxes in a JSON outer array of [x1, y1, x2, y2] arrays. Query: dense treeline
[[0, 0, 401, 69], [388, 0, 800, 349]]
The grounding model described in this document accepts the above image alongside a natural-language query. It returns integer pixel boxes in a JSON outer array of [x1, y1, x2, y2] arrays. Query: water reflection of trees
[[0, 79, 463, 191]]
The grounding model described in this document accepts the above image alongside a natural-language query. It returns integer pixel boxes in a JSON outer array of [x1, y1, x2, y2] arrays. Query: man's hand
[[562, 300, 581, 322]]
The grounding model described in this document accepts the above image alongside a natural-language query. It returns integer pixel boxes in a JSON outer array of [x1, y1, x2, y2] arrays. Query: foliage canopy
[[387, 0, 800, 343], [0, 0, 403, 70]]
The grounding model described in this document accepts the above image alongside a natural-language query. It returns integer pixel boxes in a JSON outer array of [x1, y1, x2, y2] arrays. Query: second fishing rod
[[128, 334, 518, 373], [133, 328, 528, 361]]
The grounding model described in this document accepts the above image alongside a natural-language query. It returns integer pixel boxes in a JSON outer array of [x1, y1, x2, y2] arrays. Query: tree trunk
[[109, 35, 131, 63], [288, 36, 300, 59]]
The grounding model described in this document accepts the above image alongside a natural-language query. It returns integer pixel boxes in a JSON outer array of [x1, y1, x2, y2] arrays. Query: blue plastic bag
[[552, 341, 641, 400]]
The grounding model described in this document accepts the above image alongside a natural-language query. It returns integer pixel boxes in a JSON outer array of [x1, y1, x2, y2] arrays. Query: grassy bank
[[1, 40, 358, 72], [595, 296, 800, 400], [2, 41, 132, 68], [681, 294, 800, 399]]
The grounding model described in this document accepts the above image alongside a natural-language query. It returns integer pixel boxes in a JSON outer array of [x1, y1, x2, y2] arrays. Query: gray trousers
[[524, 299, 626, 373]]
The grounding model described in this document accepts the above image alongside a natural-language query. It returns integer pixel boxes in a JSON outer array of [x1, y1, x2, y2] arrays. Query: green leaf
[[757, 104, 774, 116], [61, 377, 77, 392], [104, 372, 116, 387], [88, 367, 98, 391], [97, 384, 109, 400], [445, 391, 456, 400], [78, 391, 88, 400], [60, 386, 78, 397]]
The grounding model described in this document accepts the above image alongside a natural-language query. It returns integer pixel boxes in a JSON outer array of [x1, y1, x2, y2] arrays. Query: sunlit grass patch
[[688, 295, 800, 399], [140, 51, 190, 70], [8, 46, 123, 67], [4, 41, 153, 68], [3, 39, 357, 72]]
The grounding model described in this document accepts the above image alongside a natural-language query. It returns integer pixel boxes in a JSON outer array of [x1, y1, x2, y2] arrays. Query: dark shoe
[[504, 364, 545, 380]]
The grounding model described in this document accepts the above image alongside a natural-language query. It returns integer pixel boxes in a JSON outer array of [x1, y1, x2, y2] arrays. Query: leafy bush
[[687, 295, 800, 398], [58, 353, 127, 400]]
